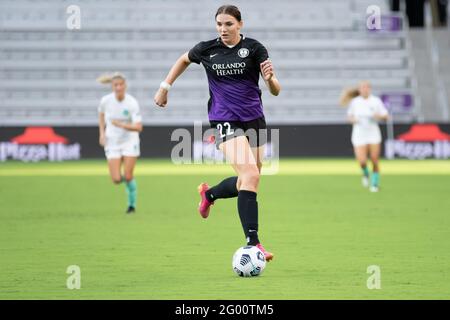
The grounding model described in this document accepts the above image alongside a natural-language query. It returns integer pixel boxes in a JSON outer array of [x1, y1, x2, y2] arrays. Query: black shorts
[[209, 116, 267, 149]]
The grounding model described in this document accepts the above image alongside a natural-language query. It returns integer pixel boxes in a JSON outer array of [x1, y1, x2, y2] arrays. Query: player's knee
[[111, 176, 122, 184], [124, 173, 134, 182], [241, 167, 260, 188]]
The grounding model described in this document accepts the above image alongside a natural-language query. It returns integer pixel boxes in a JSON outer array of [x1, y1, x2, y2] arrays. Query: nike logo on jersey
[[210, 53, 218, 59]]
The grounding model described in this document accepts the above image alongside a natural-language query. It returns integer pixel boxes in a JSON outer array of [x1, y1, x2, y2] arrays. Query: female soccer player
[[340, 81, 389, 192], [154, 5, 281, 260], [98, 72, 143, 213]]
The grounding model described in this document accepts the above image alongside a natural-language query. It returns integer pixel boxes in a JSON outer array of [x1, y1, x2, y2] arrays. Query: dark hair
[[215, 5, 242, 22]]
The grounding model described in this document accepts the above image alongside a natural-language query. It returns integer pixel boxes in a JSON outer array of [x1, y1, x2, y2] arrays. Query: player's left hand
[[260, 59, 274, 81], [111, 120, 124, 128]]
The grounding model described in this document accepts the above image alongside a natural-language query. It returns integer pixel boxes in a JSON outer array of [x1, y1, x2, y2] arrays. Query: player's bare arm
[[347, 115, 358, 124], [260, 59, 281, 96], [154, 52, 191, 107], [111, 120, 143, 132], [373, 113, 389, 121], [99, 112, 106, 146]]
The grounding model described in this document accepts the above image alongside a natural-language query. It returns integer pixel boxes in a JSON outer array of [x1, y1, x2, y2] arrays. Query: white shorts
[[104, 140, 140, 159], [351, 127, 382, 147]]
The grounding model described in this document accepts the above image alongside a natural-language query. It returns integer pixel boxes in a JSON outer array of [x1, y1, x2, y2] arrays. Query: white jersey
[[98, 93, 142, 146], [347, 95, 388, 146]]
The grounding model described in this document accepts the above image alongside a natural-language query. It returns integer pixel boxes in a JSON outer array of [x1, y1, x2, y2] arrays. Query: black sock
[[205, 176, 238, 202], [237, 190, 260, 246]]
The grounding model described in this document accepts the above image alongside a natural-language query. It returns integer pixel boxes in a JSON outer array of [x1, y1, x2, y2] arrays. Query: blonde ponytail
[[339, 87, 359, 107], [96, 72, 126, 84]]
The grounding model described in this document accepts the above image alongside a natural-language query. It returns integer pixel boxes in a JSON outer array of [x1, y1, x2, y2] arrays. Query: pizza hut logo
[[0, 127, 81, 162], [385, 124, 450, 159]]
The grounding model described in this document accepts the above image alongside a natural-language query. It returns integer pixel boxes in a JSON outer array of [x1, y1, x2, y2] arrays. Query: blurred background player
[[153, 5, 281, 260], [97, 73, 143, 213], [340, 81, 389, 192]]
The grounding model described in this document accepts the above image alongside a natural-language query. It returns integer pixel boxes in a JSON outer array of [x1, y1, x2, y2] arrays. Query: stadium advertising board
[[0, 127, 81, 162], [2, 124, 450, 160], [385, 124, 450, 159]]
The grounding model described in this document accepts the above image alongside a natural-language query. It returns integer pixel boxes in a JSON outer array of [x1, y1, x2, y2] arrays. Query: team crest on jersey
[[238, 48, 249, 58], [122, 110, 129, 116]]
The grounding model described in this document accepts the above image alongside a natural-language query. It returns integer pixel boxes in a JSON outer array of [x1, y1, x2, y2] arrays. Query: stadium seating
[[408, 28, 450, 122], [0, 0, 423, 125]]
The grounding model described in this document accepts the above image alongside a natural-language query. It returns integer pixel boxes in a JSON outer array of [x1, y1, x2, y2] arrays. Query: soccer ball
[[232, 246, 266, 277]]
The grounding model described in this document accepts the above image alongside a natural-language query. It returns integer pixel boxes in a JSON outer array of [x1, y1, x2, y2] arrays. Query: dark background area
[[2, 124, 449, 159]]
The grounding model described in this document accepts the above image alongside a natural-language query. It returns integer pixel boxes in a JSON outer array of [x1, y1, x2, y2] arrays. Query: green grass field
[[1, 159, 450, 299]]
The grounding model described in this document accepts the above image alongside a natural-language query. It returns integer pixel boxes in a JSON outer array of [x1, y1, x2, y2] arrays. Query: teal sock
[[371, 172, 380, 187], [125, 179, 137, 208], [362, 167, 369, 177]]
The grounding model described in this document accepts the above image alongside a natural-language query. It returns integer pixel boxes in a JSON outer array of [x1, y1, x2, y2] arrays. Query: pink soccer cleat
[[197, 183, 214, 219], [256, 243, 274, 262]]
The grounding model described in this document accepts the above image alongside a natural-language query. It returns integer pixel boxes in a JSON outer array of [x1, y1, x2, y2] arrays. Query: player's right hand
[[154, 88, 168, 108], [373, 113, 387, 121], [99, 135, 106, 147]]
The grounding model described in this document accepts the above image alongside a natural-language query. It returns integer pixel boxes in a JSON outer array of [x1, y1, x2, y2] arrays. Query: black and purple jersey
[[188, 35, 269, 122]]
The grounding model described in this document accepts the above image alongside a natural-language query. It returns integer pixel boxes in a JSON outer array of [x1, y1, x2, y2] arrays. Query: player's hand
[[154, 88, 168, 108], [260, 59, 274, 81], [111, 120, 124, 128], [99, 134, 106, 147], [373, 113, 388, 121]]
